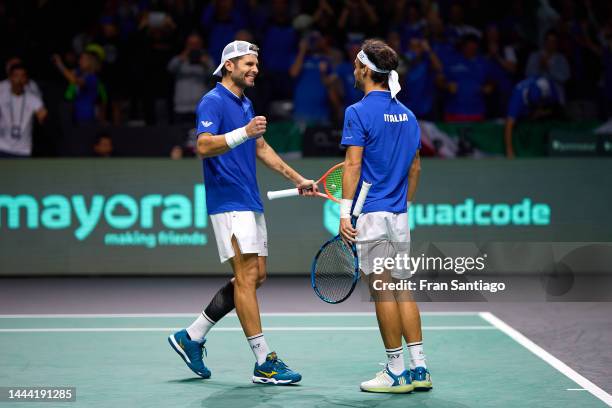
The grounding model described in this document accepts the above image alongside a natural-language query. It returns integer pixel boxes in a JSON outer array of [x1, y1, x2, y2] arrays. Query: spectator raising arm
[[289, 39, 309, 78], [312, 0, 334, 26], [338, 0, 379, 29], [422, 39, 443, 73], [52, 54, 85, 88]]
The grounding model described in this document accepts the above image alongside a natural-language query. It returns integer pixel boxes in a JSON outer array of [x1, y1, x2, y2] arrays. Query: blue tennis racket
[[311, 181, 372, 304]]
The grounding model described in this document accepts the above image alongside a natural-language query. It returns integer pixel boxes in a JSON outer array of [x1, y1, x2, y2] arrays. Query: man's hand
[[482, 83, 494, 95], [298, 39, 309, 55], [297, 179, 319, 196], [339, 217, 357, 244], [52, 54, 66, 70], [245, 116, 267, 138]]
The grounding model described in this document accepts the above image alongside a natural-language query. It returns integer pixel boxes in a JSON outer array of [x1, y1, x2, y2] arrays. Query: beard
[[232, 71, 255, 88], [354, 77, 364, 91]]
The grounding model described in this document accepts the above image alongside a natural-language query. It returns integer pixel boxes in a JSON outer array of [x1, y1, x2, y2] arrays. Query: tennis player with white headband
[[169, 40, 317, 385], [339, 39, 431, 393]]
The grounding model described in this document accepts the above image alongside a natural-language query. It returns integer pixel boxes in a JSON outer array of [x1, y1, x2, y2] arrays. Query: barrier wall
[[0, 158, 610, 275]]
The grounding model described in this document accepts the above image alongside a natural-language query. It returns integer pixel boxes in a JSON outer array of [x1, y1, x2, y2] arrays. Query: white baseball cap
[[213, 40, 259, 77]]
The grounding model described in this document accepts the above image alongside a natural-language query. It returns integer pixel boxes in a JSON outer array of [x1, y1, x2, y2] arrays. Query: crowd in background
[[1, 0, 611, 157]]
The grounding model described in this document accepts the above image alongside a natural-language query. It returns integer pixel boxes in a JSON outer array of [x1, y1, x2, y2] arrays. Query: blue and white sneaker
[[360, 365, 414, 393], [168, 329, 211, 379], [410, 367, 433, 391], [252, 352, 302, 385]]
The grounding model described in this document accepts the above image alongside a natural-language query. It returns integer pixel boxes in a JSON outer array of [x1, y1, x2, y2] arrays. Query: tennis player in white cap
[[168, 40, 316, 385]]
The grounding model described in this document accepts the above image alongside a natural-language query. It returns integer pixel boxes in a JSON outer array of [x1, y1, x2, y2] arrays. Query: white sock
[[186, 312, 215, 342], [407, 341, 426, 369], [385, 346, 405, 375], [247, 333, 271, 365]]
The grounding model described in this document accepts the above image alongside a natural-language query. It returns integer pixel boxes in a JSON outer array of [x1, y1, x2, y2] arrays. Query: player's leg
[[185, 254, 267, 346], [187, 280, 235, 342], [229, 213, 300, 385], [358, 216, 413, 393], [396, 298, 431, 390], [168, 278, 235, 378], [168, 212, 242, 379], [393, 212, 432, 391], [359, 270, 413, 393], [230, 235, 264, 337]]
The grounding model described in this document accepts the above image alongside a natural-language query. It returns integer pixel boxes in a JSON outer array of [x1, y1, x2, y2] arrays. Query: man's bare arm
[[255, 137, 317, 194], [35, 107, 48, 124], [196, 116, 267, 158], [407, 150, 421, 202], [342, 146, 363, 201], [196, 132, 232, 158], [256, 137, 304, 184], [504, 118, 516, 159], [339, 146, 363, 243]]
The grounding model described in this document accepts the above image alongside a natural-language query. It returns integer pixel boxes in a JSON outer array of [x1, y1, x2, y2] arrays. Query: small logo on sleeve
[[201, 121, 213, 128]]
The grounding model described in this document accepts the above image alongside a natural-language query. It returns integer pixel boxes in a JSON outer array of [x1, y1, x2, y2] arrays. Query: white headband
[[357, 50, 401, 98]]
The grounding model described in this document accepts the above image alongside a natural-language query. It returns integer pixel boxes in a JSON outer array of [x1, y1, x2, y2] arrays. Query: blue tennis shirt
[[341, 90, 420, 214], [196, 83, 263, 215]]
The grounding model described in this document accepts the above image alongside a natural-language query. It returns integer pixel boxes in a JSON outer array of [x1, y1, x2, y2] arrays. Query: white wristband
[[340, 199, 352, 219], [224, 126, 248, 149]]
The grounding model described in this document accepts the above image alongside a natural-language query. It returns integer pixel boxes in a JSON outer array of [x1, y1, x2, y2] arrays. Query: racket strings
[[323, 167, 343, 201], [313, 239, 357, 302]]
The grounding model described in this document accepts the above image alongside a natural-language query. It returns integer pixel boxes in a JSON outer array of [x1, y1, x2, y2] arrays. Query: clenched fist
[[245, 116, 267, 138]]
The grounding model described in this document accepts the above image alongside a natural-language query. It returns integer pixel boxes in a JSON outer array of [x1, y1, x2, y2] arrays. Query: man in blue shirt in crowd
[[169, 40, 317, 385], [200, 0, 248, 65], [401, 37, 443, 120], [340, 39, 432, 394], [504, 76, 561, 158], [258, 0, 297, 100], [335, 39, 364, 112], [440, 34, 492, 122], [289, 31, 340, 124]]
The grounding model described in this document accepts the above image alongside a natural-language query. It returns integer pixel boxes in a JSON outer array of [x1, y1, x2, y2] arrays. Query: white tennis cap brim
[[213, 40, 258, 77]]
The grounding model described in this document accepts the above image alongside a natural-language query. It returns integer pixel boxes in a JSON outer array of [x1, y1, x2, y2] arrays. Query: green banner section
[[0, 159, 610, 275], [436, 121, 600, 157]]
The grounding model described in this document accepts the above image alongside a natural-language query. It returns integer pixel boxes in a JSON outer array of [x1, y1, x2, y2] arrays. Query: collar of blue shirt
[[216, 82, 245, 104]]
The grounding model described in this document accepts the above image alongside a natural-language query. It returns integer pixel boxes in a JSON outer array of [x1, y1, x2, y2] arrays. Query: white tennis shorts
[[356, 211, 411, 279], [210, 211, 268, 263]]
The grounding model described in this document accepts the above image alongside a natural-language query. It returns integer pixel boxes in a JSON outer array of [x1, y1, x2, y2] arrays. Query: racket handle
[[267, 188, 300, 200], [352, 181, 372, 216]]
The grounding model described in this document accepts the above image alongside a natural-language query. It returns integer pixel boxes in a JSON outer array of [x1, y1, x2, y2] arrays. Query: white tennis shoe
[[360, 365, 414, 393]]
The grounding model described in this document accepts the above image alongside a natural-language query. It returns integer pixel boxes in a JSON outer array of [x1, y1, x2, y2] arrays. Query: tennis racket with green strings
[[266, 162, 344, 202]]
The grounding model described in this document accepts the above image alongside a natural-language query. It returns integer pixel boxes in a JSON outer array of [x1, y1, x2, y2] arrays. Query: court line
[[0, 325, 496, 333], [479, 312, 612, 407], [0, 311, 482, 318]]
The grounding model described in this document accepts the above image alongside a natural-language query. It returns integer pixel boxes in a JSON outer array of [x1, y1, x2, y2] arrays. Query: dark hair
[[221, 43, 260, 77], [460, 33, 481, 46], [544, 29, 558, 40], [359, 39, 398, 86], [8, 63, 26, 75]]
